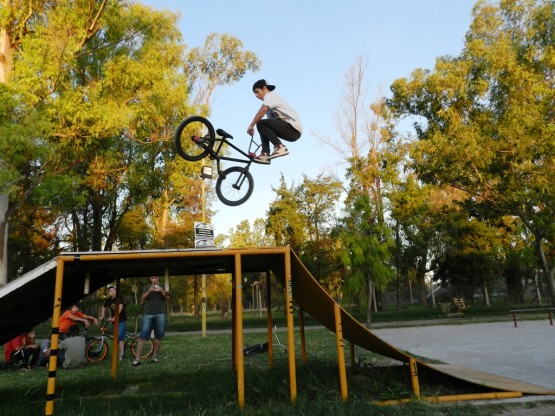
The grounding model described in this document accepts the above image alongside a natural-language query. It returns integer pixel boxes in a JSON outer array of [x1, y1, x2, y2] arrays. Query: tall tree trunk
[[416, 254, 428, 306], [92, 202, 103, 251], [193, 275, 199, 319], [535, 237, 555, 306], [0, 195, 8, 286], [0, 24, 13, 83], [365, 273, 373, 327], [0, 23, 12, 284]]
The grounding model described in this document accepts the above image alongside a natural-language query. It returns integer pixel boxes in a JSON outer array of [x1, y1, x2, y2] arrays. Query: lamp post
[[200, 164, 213, 337]]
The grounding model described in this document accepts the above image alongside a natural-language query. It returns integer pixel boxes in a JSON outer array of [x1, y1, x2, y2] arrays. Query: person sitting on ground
[[58, 325, 87, 369], [37, 336, 51, 367], [59, 304, 98, 340], [3, 330, 40, 369], [247, 79, 302, 164]]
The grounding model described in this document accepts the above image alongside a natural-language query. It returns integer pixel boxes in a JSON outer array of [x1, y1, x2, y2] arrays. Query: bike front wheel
[[216, 166, 254, 206], [86, 339, 109, 363], [130, 337, 154, 359], [174, 116, 215, 161]]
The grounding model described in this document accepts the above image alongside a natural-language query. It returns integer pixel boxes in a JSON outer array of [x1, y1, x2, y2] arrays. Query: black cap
[[252, 79, 275, 92]]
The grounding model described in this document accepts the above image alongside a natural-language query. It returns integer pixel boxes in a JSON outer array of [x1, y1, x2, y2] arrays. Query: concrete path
[[373, 320, 555, 390]]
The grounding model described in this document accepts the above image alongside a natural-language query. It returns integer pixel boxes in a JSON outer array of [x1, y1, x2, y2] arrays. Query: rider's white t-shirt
[[263, 91, 302, 133]]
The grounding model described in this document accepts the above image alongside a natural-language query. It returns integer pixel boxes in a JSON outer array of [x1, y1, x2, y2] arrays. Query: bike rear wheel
[[216, 166, 254, 206], [174, 116, 215, 161], [86, 339, 109, 363], [130, 337, 154, 359]]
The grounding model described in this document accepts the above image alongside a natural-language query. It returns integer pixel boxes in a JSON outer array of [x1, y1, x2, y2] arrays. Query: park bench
[[452, 297, 470, 313], [438, 297, 469, 317], [510, 307, 555, 327]]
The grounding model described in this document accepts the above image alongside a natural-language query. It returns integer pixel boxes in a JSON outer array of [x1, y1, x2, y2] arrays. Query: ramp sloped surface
[[285, 250, 555, 395]]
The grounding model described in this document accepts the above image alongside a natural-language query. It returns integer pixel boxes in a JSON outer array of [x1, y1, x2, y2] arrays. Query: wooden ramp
[[2, 246, 554, 407]]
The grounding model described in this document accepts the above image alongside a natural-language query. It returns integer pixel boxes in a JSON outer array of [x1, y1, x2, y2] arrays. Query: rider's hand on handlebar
[[247, 126, 254, 136]]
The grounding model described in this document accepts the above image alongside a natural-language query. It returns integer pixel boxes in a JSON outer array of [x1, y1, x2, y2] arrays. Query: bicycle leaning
[[174, 115, 265, 207], [85, 322, 154, 363]]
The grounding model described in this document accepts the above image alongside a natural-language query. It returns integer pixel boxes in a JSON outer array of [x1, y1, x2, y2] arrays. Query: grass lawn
[[1, 327, 548, 416]]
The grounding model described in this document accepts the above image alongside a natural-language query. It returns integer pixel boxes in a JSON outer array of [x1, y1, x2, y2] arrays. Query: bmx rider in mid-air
[[247, 79, 302, 164]]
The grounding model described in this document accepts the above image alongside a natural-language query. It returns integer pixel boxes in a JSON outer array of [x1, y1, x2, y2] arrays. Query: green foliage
[[386, 0, 555, 303], [266, 175, 306, 249], [2, 2, 261, 277], [186, 33, 261, 109], [225, 218, 275, 248]]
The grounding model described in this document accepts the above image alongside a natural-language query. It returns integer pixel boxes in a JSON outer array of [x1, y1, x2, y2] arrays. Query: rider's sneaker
[[117, 355, 124, 361], [254, 152, 271, 164], [150, 357, 159, 363], [268, 145, 289, 160], [131, 360, 140, 366]]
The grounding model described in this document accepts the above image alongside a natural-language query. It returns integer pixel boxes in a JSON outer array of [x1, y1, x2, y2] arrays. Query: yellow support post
[[284, 250, 297, 404], [234, 253, 245, 409], [375, 391, 523, 406], [231, 274, 236, 371], [410, 357, 420, 399], [334, 302, 348, 401], [45, 257, 65, 416]]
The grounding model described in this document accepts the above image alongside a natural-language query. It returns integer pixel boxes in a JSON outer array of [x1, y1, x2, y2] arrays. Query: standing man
[[132, 276, 167, 366], [59, 304, 98, 340], [100, 285, 127, 361], [247, 79, 302, 164]]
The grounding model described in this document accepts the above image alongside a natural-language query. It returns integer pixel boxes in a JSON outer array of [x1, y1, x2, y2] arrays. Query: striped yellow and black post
[[45, 257, 65, 416]]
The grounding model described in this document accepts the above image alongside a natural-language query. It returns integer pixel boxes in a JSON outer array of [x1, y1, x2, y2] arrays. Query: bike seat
[[216, 128, 233, 140]]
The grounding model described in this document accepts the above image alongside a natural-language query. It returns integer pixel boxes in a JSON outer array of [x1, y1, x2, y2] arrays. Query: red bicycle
[[85, 322, 153, 363]]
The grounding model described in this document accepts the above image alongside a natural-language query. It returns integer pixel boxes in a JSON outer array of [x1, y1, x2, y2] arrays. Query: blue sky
[[141, 0, 478, 236]]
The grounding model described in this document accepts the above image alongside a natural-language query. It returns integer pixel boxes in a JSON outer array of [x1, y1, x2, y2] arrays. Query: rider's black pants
[[256, 119, 301, 154]]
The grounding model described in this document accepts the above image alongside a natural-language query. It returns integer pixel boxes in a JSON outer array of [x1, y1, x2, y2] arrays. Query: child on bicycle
[[59, 304, 98, 340], [247, 79, 302, 164], [99, 285, 127, 361]]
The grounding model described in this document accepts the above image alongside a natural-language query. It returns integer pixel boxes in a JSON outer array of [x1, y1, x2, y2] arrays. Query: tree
[[1, 2, 261, 283], [320, 56, 396, 325], [296, 174, 343, 293], [226, 219, 274, 248], [266, 175, 306, 250], [387, 0, 555, 304], [0, 0, 114, 282], [185, 33, 261, 111]]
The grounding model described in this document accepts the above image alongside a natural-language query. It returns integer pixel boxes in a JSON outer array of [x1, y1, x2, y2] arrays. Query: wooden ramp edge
[[281, 249, 555, 396]]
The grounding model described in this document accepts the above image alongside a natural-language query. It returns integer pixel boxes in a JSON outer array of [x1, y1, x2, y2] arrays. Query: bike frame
[[197, 133, 261, 175], [94, 323, 135, 346]]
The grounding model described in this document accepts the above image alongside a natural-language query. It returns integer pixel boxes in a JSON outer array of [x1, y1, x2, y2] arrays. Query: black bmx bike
[[174, 116, 264, 206]]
